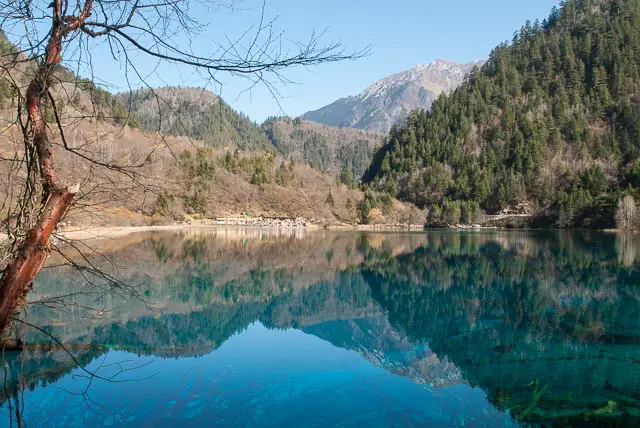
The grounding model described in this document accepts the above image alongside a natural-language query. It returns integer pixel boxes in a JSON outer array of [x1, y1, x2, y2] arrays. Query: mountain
[[302, 59, 484, 133], [0, 50, 423, 226], [261, 117, 383, 178], [120, 87, 274, 151], [123, 88, 384, 180], [364, 0, 640, 229]]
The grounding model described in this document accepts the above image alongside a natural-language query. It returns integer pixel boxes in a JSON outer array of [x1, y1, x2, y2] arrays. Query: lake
[[1, 229, 639, 427]]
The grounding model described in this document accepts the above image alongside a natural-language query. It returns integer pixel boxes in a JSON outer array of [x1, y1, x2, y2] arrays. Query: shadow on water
[[1, 228, 640, 426]]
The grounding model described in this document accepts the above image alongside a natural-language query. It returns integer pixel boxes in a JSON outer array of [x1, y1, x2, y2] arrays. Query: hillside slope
[[122, 87, 386, 179], [261, 117, 383, 178], [120, 87, 273, 151], [0, 47, 423, 227], [365, 0, 640, 228], [302, 60, 483, 133], [0, 107, 422, 226]]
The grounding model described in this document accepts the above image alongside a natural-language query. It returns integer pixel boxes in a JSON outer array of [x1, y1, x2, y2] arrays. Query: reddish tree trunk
[[0, 0, 93, 335], [0, 186, 78, 333]]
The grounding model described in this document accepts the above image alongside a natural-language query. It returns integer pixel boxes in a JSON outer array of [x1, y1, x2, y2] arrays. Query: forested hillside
[[120, 87, 273, 151], [154, 146, 423, 225], [122, 88, 383, 180], [365, 0, 640, 228], [261, 117, 382, 178], [0, 37, 423, 227]]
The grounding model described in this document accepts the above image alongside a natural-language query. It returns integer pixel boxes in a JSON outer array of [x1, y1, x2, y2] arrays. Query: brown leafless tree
[[0, 0, 366, 336]]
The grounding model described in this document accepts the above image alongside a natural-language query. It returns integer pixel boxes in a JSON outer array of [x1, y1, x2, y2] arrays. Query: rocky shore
[[180, 217, 427, 230], [178, 216, 314, 228]]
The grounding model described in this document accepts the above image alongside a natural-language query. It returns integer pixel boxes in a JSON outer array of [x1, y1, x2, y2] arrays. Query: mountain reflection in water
[[1, 229, 639, 427]]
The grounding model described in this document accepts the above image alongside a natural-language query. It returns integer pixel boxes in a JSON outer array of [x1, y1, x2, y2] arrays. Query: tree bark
[[0, 185, 78, 334], [0, 0, 93, 336]]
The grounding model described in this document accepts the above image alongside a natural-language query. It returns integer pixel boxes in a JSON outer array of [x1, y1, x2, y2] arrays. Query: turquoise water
[[1, 230, 639, 426]]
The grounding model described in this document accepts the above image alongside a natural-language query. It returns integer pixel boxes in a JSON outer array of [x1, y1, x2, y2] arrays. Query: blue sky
[[86, 0, 561, 122]]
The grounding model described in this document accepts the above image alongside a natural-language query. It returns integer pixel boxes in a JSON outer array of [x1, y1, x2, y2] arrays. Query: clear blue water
[[10, 324, 512, 427], [1, 230, 639, 427]]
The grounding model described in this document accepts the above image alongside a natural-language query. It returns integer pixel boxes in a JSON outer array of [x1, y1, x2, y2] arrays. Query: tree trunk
[[0, 186, 78, 334], [0, 0, 90, 335]]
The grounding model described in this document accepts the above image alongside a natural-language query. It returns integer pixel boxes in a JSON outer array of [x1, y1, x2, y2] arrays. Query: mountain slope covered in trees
[[261, 117, 383, 178], [120, 87, 274, 151], [364, 0, 640, 228], [122, 88, 384, 179], [0, 39, 423, 227]]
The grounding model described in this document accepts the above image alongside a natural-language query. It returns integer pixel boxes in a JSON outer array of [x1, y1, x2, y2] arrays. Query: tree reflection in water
[[1, 229, 639, 426]]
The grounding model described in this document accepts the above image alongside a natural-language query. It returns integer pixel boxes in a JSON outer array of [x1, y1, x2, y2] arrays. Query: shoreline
[[43, 222, 640, 243], [57, 220, 426, 241]]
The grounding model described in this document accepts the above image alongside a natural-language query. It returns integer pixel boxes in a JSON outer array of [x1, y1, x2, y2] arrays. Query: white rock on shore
[[179, 216, 312, 229]]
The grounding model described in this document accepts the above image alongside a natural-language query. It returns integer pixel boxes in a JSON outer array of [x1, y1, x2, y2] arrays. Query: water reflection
[[1, 229, 639, 426]]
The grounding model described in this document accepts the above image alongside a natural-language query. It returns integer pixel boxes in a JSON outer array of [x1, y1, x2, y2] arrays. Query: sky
[[79, 0, 561, 123]]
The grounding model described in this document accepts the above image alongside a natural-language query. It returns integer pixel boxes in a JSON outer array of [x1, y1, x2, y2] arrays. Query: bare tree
[[0, 0, 366, 335]]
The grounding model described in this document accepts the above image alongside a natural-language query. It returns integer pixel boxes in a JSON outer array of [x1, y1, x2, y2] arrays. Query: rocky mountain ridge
[[302, 59, 484, 133]]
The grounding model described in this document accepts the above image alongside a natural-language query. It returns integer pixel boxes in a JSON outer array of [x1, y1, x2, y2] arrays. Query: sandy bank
[[59, 224, 194, 241]]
